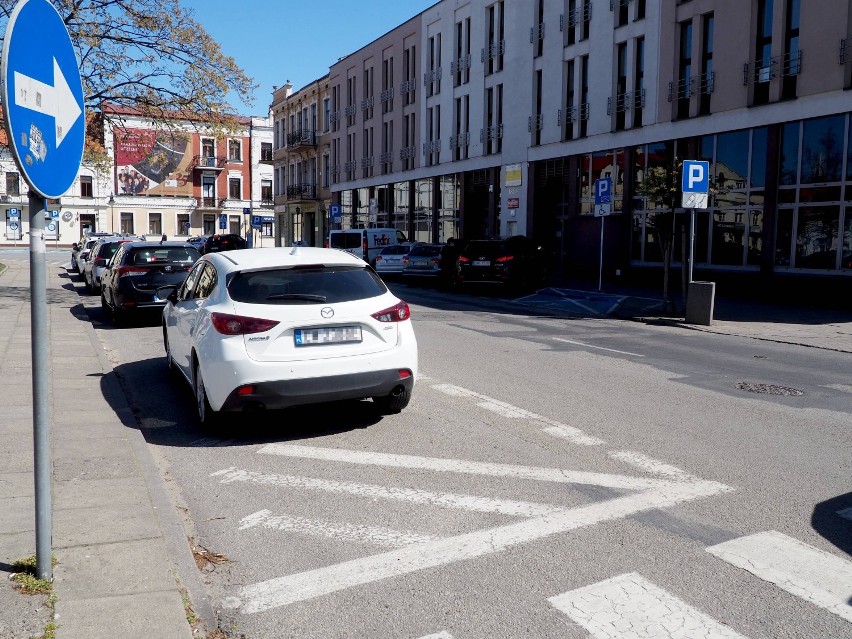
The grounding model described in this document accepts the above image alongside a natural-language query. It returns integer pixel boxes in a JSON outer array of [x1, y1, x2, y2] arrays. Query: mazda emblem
[[321, 307, 334, 318]]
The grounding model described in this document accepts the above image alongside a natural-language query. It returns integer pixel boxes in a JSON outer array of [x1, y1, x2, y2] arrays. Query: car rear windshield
[[329, 232, 362, 250], [462, 241, 507, 258], [98, 242, 126, 259], [127, 247, 200, 265], [228, 265, 387, 304], [380, 245, 411, 256], [408, 245, 442, 257]]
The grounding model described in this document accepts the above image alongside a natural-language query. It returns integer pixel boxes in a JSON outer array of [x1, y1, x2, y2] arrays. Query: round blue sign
[[1, 0, 85, 199]]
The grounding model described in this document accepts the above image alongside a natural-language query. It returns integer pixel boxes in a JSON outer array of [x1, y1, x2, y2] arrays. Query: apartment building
[[270, 76, 333, 247], [314, 0, 852, 296]]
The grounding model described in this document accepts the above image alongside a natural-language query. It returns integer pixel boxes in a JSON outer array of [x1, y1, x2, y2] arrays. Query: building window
[[229, 177, 241, 200], [148, 213, 162, 236], [677, 20, 693, 119], [564, 60, 575, 141], [176, 213, 190, 236], [579, 55, 589, 138], [261, 142, 272, 162], [229, 215, 241, 235], [614, 42, 627, 131], [201, 138, 215, 159], [324, 98, 331, 131], [634, 37, 645, 127], [203, 214, 215, 235], [699, 13, 714, 115], [6, 172, 20, 196], [782, 0, 801, 100], [120, 212, 134, 234], [228, 139, 242, 162], [261, 179, 272, 205], [635, 0, 646, 20], [754, 0, 773, 105], [80, 175, 93, 198]]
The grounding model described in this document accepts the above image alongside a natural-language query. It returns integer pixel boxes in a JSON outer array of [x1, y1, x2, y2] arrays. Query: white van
[[328, 228, 408, 265]]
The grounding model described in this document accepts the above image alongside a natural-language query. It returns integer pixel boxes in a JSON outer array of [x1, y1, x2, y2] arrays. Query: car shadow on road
[[811, 492, 852, 558], [101, 357, 383, 449]]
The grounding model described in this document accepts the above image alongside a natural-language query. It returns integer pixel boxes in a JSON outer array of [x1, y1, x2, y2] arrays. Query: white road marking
[[211, 467, 572, 517], [825, 383, 852, 394], [235, 466, 731, 613], [553, 337, 644, 358], [549, 572, 747, 639], [416, 633, 453, 639], [256, 445, 676, 491], [430, 383, 605, 446], [609, 450, 694, 480], [707, 530, 852, 622], [239, 509, 435, 548], [837, 507, 852, 521]]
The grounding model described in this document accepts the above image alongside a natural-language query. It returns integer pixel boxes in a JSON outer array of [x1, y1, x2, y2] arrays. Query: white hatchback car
[[159, 247, 418, 426]]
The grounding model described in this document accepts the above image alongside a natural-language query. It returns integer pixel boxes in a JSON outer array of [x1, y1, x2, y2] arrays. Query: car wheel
[[100, 293, 111, 319], [194, 360, 220, 429], [373, 386, 412, 415], [84, 274, 92, 293], [163, 327, 177, 374]]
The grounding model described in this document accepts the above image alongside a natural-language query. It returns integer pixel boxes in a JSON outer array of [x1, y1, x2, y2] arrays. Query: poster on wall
[[114, 129, 193, 197]]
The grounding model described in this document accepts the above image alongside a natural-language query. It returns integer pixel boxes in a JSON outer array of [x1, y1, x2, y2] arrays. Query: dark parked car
[[186, 236, 209, 251], [457, 236, 546, 290], [83, 237, 131, 293], [100, 242, 200, 325], [198, 233, 247, 254]]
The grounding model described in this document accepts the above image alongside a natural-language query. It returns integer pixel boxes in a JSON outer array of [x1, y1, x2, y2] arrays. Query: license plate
[[472, 260, 490, 266], [294, 326, 362, 346]]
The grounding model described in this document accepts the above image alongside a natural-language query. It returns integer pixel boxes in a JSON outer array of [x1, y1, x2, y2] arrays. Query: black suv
[[100, 242, 200, 325], [457, 236, 546, 290], [198, 234, 247, 255]]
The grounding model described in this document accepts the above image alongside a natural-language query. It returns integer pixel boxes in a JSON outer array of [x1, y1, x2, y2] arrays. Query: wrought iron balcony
[[399, 78, 417, 95], [195, 197, 221, 209], [287, 129, 316, 148], [193, 155, 226, 171], [399, 146, 416, 160], [286, 183, 317, 200], [668, 76, 695, 101]]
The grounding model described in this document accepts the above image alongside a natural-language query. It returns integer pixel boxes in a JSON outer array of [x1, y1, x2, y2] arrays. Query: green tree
[[0, 0, 257, 158]]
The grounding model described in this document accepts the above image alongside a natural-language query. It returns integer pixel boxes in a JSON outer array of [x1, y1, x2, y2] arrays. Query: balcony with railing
[[286, 183, 317, 200], [287, 129, 317, 148], [480, 124, 504, 142], [380, 87, 394, 103], [193, 155, 227, 171], [360, 96, 375, 111], [399, 78, 417, 95], [195, 197, 224, 209], [481, 40, 505, 63], [449, 132, 470, 149], [399, 146, 416, 160], [450, 55, 471, 75], [423, 68, 442, 86]]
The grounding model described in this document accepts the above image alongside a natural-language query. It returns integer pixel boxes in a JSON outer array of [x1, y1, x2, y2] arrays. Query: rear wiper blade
[[266, 293, 327, 302]]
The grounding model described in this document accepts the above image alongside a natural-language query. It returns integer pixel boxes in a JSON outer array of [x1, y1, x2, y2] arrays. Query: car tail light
[[375, 256, 383, 263], [402, 256, 410, 264], [237, 385, 256, 396], [116, 266, 148, 277], [362, 239, 368, 260], [324, 238, 329, 248], [429, 258, 440, 265], [457, 256, 470, 264], [496, 255, 514, 263], [398, 369, 412, 379], [93, 257, 109, 266], [372, 301, 410, 322], [210, 312, 280, 335]]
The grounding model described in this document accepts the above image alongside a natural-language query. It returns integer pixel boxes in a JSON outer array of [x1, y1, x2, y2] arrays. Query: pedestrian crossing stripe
[[707, 530, 852, 623], [549, 572, 747, 639]]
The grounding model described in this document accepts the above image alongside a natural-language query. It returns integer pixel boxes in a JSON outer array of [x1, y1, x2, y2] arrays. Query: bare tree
[[635, 159, 682, 315], [0, 0, 257, 156]]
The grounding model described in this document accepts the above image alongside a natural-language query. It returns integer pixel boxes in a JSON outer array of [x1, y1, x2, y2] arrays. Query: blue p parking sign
[[681, 160, 710, 209]]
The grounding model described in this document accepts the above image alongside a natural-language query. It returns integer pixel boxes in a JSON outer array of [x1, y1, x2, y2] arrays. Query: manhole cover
[[736, 382, 804, 396]]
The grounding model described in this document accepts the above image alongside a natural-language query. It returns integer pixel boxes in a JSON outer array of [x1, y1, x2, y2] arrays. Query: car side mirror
[[155, 285, 178, 303]]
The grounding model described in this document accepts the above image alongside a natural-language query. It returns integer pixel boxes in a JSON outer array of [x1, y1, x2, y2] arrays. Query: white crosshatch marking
[[222, 444, 732, 614]]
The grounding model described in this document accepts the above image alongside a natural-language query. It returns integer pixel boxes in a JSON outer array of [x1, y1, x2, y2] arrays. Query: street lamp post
[[108, 194, 115, 233]]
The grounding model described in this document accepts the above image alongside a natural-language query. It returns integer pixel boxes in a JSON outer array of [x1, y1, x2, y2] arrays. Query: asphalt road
[[71, 273, 852, 639]]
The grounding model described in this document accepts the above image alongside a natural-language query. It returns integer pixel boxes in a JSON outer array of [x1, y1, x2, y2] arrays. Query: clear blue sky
[[182, 0, 437, 116]]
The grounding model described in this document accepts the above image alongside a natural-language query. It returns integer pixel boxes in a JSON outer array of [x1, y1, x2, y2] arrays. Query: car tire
[[194, 360, 220, 430], [84, 274, 92, 293], [100, 293, 111, 319], [163, 327, 177, 375], [373, 386, 412, 415]]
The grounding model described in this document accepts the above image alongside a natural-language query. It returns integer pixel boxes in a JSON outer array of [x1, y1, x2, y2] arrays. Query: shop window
[[779, 122, 800, 186], [775, 208, 793, 266], [800, 115, 844, 184], [795, 206, 839, 269], [177, 213, 190, 236], [120, 212, 134, 234], [148, 213, 162, 235], [203, 214, 215, 235], [711, 209, 746, 265], [749, 127, 768, 188]]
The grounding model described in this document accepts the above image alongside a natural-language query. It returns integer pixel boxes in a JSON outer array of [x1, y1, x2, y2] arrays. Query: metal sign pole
[[598, 215, 605, 292], [28, 191, 52, 580], [688, 207, 696, 284]]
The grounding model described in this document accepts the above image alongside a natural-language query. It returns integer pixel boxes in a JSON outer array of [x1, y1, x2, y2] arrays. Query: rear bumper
[[220, 369, 415, 411]]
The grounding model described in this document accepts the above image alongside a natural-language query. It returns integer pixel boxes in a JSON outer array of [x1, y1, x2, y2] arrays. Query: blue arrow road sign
[[1, 0, 85, 199], [682, 160, 710, 193]]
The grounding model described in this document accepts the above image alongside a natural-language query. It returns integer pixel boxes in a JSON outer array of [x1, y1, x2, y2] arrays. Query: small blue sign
[[50, 210, 59, 220], [243, 207, 251, 216], [682, 160, 710, 194], [218, 213, 227, 229], [8, 208, 20, 220], [1, 0, 85, 199], [251, 215, 263, 229], [262, 216, 274, 224], [329, 203, 342, 223], [594, 178, 612, 204]]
